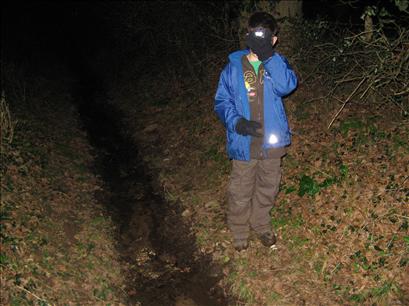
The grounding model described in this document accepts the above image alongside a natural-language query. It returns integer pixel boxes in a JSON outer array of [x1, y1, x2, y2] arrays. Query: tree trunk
[[364, 14, 373, 42], [273, 1, 303, 57], [274, 0, 303, 19]]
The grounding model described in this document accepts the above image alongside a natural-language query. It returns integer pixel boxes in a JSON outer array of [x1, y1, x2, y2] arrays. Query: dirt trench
[[75, 83, 227, 306]]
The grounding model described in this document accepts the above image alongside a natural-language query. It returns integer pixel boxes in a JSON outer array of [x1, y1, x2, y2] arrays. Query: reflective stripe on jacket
[[214, 49, 298, 161]]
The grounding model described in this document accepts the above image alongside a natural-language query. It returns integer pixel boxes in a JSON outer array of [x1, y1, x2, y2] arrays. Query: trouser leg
[[249, 158, 281, 234], [227, 159, 257, 241]]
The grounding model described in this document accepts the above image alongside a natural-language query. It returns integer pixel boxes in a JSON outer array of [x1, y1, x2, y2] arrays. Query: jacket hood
[[228, 49, 250, 67]]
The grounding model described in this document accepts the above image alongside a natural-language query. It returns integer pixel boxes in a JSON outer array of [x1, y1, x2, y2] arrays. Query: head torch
[[248, 27, 273, 40]]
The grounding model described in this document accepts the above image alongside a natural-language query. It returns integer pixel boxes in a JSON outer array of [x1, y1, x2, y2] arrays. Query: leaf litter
[[107, 61, 409, 305], [0, 79, 127, 305]]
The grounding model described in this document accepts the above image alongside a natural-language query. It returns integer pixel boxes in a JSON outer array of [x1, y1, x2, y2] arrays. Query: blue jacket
[[214, 49, 297, 161]]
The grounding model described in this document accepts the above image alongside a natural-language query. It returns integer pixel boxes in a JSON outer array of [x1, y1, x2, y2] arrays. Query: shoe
[[233, 239, 248, 251], [258, 232, 277, 247]]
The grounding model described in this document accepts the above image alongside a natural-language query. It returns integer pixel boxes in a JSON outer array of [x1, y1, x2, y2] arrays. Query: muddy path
[[75, 82, 227, 306]]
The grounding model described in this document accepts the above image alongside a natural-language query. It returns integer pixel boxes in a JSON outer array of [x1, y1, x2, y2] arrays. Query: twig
[[394, 87, 409, 96], [327, 77, 367, 129], [15, 285, 48, 303], [335, 76, 363, 84], [359, 80, 375, 99], [392, 214, 409, 220]]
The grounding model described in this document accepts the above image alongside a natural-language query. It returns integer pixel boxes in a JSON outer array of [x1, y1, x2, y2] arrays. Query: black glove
[[245, 27, 274, 61], [235, 118, 263, 137]]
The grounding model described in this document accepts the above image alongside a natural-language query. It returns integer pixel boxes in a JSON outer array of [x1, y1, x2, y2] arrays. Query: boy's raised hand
[[235, 118, 263, 137], [245, 27, 274, 61]]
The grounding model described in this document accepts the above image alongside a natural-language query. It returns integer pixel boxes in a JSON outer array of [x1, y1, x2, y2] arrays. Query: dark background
[[3, 0, 406, 86]]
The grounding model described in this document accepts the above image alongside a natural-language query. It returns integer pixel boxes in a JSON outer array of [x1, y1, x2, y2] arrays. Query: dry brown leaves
[[111, 69, 408, 305], [0, 90, 127, 305]]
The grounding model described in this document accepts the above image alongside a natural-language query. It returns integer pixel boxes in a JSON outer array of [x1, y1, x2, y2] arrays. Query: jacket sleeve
[[263, 53, 298, 97], [214, 64, 241, 133]]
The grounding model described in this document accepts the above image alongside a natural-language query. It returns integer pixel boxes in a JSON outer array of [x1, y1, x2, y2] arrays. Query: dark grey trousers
[[227, 159, 281, 241]]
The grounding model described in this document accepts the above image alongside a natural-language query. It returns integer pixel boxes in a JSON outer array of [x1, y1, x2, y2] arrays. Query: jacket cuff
[[231, 116, 242, 133]]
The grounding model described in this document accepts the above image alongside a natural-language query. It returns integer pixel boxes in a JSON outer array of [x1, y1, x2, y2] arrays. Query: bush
[[292, 11, 408, 127], [0, 91, 16, 152]]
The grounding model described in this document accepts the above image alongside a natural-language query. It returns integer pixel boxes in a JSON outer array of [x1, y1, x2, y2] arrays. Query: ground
[[109, 68, 409, 305], [0, 79, 127, 305], [1, 39, 408, 306]]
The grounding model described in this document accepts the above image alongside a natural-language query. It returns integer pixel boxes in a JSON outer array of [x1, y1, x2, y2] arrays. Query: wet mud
[[76, 85, 226, 306]]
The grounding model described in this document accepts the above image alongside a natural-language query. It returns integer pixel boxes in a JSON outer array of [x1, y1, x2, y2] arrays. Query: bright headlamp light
[[249, 27, 271, 39], [254, 30, 265, 38]]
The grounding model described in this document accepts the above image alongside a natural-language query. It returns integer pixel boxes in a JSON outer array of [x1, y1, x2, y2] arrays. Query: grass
[[227, 273, 255, 306]]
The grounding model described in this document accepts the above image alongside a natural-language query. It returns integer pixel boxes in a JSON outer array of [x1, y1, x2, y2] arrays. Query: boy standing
[[214, 12, 297, 251]]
